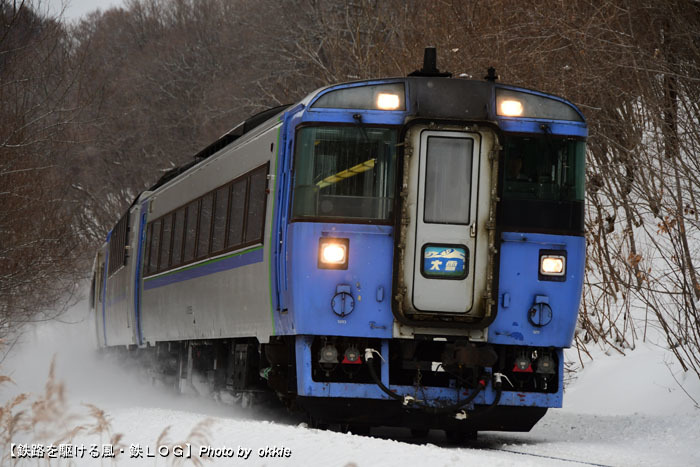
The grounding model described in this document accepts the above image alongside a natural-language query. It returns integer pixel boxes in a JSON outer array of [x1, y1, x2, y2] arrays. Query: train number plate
[[422, 245, 468, 279]]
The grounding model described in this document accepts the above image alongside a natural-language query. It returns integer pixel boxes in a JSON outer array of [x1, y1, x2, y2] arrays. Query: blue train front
[[273, 69, 585, 434], [91, 53, 586, 437]]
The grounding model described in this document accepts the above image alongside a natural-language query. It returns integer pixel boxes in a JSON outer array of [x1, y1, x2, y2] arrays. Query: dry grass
[[156, 418, 215, 467], [0, 356, 123, 465], [1, 355, 216, 466]]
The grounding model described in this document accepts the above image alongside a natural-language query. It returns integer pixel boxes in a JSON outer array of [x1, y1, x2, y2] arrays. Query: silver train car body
[[93, 115, 283, 348]]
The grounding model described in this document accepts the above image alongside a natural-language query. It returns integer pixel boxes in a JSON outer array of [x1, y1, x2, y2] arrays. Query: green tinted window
[[292, 126, 397, 222], [502, 136, 585, 202]]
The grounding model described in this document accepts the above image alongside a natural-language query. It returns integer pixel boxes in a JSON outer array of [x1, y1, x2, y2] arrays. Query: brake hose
[[454, 373, 504, 419], [364, 348, 406, 402], [363, 348, 501, 414]]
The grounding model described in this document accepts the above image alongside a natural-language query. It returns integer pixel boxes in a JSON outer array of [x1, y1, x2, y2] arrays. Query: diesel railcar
[[90, 49, 587, 438]]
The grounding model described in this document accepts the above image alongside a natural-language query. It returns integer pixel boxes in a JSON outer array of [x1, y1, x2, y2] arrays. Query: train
[[90, 48, 586, 440]]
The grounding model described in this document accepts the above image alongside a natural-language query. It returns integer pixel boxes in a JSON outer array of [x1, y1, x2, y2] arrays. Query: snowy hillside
[[1, 300, 698, 467]]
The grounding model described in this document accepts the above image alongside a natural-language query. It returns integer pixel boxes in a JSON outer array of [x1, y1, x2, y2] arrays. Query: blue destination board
[[423, 245, 467, 278]]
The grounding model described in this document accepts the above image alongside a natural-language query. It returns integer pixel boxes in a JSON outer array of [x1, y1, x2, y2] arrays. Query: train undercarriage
[[110, 335, 557, 440]]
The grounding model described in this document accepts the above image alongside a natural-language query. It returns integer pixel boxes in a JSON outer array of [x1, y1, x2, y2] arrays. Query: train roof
[[149, 47, 585, 194], [295, 77, 585, 124], [147, 104, 291, 193], [121, 49, 585, 227]]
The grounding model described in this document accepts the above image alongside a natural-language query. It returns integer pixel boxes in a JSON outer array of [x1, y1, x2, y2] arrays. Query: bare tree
[[277, 0, 700, 376], [0, 1, 85, 339], [5, 0, 696, 376]]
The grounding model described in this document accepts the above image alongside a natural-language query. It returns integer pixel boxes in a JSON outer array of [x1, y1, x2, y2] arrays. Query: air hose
[[364, 348, 503, 416], [454, 373, 503, 419], [428, 379, 486, 415], [364, 348, 406, 402]]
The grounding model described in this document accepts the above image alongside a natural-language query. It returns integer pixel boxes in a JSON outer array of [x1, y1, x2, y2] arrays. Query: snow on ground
[[1, 299, 699, 467]]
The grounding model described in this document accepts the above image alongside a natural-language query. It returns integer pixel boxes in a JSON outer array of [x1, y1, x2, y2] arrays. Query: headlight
[[540, 255, 565, 276], [311, 83, 405, 110], [496, 88, 584, 121], [499, 99, 524, 117], [319, 238, 349, 269], [376, 93, 401, 110], [322, 244, 346, 263]]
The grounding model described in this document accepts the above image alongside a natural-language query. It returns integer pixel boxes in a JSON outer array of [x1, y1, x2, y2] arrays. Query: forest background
[[1, 0, 699, 379]]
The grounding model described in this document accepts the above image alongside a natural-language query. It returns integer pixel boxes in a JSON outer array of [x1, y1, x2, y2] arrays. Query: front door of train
[[402, 129, 483, 315]]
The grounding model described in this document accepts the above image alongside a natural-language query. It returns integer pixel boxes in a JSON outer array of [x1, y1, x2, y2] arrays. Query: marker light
[[499, 99, 524, 117], [540, 255, 565, 276], [319, 238, 349, 269], [376, 93, 400, 110]]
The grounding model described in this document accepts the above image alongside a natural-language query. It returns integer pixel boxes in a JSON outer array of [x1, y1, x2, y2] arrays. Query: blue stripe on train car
[[142, 246, 264, 291]]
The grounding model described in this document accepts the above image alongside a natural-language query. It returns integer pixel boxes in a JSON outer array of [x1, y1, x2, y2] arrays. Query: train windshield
[[502, 135, 585, 202], [292, 126, 397, 222]]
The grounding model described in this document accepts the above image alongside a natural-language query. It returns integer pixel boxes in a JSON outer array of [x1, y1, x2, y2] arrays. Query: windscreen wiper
[[353, 113, 370, 142]]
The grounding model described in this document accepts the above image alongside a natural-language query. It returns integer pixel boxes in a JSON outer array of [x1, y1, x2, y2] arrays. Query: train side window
[[245, 167, 268, 244], [159, 213, 173, 272], [171, 207, 185, 267], [501, 136, 585, 202], [183, 200, 199, 263], [211, 185, 230, 254], [197, 193, 213, 259], [227, 178, 247, 249], [108, 212, 129, 276], [148, 219, 162, 274]]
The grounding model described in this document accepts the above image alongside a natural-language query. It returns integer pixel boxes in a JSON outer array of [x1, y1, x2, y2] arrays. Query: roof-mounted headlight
[[312, 83, 405, 111], [376, 93, 401, 110], [496, 88, 584, 121], [499, 99, 524, 117]]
